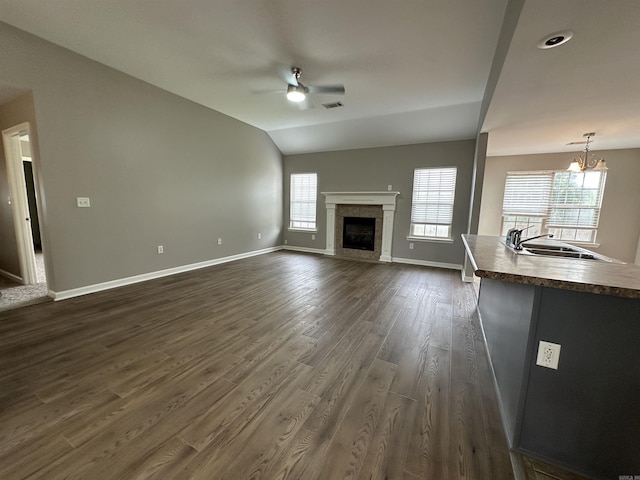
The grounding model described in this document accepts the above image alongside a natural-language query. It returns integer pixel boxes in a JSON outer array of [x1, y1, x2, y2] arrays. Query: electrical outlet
[[284, 239, 288, 245], [257, 233, 262, 239], [311, 234, 315, 240], [409, 242, 414, 250], [217, 237, 222, 245], [536, 341, 561, 370], [388, 184, 392, 191], [77, 197, 91, 208], [157, 245, 164, 254]]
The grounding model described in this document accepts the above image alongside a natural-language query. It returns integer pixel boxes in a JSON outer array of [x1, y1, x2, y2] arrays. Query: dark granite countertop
[[462, 234, 640, 299]]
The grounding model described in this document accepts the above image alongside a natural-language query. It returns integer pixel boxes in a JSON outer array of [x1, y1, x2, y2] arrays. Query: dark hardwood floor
[[0, 251, 516, 479]]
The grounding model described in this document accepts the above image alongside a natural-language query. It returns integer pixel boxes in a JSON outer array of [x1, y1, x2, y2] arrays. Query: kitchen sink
[[504, 240, 624, 263], [523, 248, 599, 260], [520, 243, 578, 252]]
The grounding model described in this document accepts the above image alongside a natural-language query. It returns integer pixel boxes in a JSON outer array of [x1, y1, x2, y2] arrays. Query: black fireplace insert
[[343, 217, 375, 251]]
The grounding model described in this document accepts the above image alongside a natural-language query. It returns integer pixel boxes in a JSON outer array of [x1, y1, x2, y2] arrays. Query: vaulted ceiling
[[0, 0, 638, 156]]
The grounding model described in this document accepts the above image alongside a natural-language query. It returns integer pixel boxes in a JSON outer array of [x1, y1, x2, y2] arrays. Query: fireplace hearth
[[343, 217, 375, 251]]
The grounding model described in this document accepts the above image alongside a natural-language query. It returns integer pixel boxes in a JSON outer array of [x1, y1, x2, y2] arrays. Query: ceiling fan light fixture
[[286, 84, 306, 102]]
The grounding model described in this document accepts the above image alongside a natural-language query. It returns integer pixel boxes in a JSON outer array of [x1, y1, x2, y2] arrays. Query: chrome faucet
[[506, 225, 533, 248], [514, 233, 554, 250]]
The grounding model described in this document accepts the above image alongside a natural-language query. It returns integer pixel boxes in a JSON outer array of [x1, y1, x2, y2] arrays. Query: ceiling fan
[[285, 67, 345, 103]]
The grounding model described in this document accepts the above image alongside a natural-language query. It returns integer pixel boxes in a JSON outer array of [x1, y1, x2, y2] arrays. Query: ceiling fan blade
[[307, 84, 345, 95], [566, 141, 588, 145], [251, 88, 285, 95]]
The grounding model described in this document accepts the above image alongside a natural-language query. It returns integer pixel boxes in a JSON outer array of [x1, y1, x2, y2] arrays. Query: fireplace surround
[[322, 191, 399, 262]]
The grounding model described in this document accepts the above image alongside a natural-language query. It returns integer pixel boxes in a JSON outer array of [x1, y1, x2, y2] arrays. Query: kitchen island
[[462, 234, 640, 480]]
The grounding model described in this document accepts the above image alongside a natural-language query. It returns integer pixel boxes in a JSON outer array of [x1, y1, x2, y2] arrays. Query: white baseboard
[[280, 249, 463, 271], [51, 247, 465, 301], [281, 245, 326, 255], [51, 246, 282, 301], [392, 257, 462, 271], [0, 269, 23, 284]]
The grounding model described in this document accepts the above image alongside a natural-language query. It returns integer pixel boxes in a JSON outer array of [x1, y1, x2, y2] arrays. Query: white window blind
[[410, 167, 457, 238], [548, 171, 607, 229], [502, 171, 553, 216], [289, 173, 317, 230], [502, 169, 607, 243]]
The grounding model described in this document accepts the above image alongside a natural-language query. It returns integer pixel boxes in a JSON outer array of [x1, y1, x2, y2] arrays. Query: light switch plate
[[77, 197, 91, 208]]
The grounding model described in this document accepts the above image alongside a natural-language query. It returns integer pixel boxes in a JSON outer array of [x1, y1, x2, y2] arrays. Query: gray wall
[[284, 140, 476, 266], [0, 92, 37, 279], [0, 22, 283, 293], [478, 148, 640, 263]]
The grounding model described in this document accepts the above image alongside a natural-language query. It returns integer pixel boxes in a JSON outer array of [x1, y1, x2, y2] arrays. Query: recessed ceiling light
[[537, 30, 574, 49]]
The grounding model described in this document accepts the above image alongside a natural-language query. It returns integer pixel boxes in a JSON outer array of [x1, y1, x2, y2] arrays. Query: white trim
[[322, 191, 400, 262], [281, 245, 326, 255], [462, 274, 475, 283], [406, 235, 454, 244], [282, 248, 462, 272], [2, 122, 38, 284], [392, 256, 462, 271], [51, 246, 281, 301], [321, 191, 400, 206], [287, 228, 318, 234]]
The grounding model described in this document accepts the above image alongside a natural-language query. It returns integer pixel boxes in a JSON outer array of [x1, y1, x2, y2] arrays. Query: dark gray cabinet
[[478, 278, 640, 479]]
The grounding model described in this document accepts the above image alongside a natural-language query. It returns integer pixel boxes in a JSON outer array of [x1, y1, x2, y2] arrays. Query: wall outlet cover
[[76, 197, 91, 207], [536, 340, 561, 370]]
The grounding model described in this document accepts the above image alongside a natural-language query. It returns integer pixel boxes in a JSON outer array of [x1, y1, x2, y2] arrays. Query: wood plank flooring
[[0, 251, 515, 479]]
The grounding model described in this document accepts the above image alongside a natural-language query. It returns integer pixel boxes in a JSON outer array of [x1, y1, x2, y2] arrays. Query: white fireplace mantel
[[322, 191, 400, 262]]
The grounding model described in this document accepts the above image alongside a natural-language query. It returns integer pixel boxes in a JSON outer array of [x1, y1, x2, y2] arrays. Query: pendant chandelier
[[567, 132, 607, 172]]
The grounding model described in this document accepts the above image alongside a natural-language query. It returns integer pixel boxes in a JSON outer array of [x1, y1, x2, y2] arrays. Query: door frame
[[2, 122, 37, 284]]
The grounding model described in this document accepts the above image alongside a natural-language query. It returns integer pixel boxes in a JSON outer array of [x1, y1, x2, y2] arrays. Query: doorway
[[1, 123, 48, 310]]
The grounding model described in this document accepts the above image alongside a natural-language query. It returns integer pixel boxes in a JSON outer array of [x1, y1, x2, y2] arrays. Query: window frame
[[288, 172, 318, 232], [408, 166, 457, 243], [501, 169, 607, 245]]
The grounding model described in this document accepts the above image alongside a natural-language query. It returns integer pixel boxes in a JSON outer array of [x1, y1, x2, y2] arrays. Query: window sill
[[406, 235, 454, 244], [288, 228, 318, 234]]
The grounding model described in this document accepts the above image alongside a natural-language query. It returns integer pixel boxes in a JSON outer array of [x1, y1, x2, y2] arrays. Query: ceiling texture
[[0, 0, 638, 157]]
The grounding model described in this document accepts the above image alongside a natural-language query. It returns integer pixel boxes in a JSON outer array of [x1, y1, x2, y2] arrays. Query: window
[[548, 171, 607, 242], [410, 167, 457, 239], [502, 170, 607, 243], [289, 173, 317, 231], [501, 171, 553, 237]]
